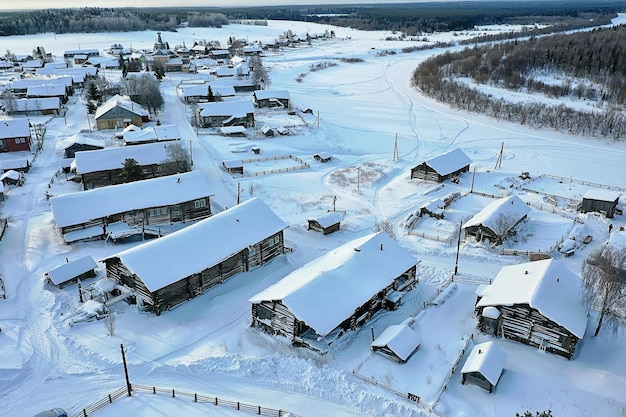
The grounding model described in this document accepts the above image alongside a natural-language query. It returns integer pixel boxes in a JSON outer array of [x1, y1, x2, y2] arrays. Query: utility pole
[[454, 219, 463, 276], [470, 166, 476, 193], [189, 139, 193, 166], [393, 133, 399, 161], [120, 344, 132, 397], [237, 182, 241, 204]]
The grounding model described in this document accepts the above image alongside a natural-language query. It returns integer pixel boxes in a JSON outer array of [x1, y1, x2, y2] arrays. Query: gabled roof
[[73, 141, 173, 174], [60, 134, 105, 150], [583, 189, 620, 202], [123, 124, 181, 144], [26, 84, 66, 97], [199, 100, 254, 117], [463, 194, 531, 233], [476, 258, 588, 338], [45, 256, 98, 286], [95, 95, 148, 120], [103, 198, 287, 292], [0, 118, 30, 139], [419, 148, 472, 176], [50, 171, 211, 228], [461, 341, 506, 385], [249, 232, 417, 337], [371, 323, 421, 362], [254, 90, 290, 100], [13, 97, 61, 112], [307, 211, 343, 228]]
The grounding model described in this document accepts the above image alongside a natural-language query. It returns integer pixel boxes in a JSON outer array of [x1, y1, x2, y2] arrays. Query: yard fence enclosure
[[228, 154, 310, 178], [72, 384, 301, 417]]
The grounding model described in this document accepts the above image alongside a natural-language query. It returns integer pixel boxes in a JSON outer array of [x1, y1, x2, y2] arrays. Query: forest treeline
[[0, 8, 228, 36], [412, 25, 626, 139]]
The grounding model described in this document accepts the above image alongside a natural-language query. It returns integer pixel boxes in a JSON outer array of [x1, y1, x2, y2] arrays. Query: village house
[[72, 141, 188, 190], [64, 49, 100, 59], [249, 232, 418, 346], [102, 197, 287, 315], [463, 194, 531, 244], [94, 95, 149, 130], [0, 118, 31, 152], [62, 134, 104, 159], [410, 148, 472, 182], [460, 341, 507, 393], [198, 100, 255, 128], [9, 97, 62, 116], [253, 90, 291, 108], [475, 258, 588, 359], [50, 171, 212, 243], [0, 157, 31, 173], [123, 124, 182, 146], [44, 255, 98, 288], [579, 189, 621, 218]]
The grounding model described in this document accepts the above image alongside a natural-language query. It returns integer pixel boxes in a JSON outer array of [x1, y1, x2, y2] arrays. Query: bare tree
[[160, 143, 190, 175], [581, 246, 626, 336], [492, 212, 520, 243], [373, 220, 396, 240], [1, 88, 18, 114], [249, 55, 270, 89], [104, 311, 116, 337]]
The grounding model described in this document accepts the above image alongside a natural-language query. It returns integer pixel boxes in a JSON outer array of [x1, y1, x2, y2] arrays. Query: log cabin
[[579, 189, 621, 218], [102, 198, 287, 315], [249, 232, 418, 346], [371, 323, 421, 363], [45, 256, 98, 288], [410, 148, 471, 182], [50, 171, 212, 243], [463, 195, 531, 244], [461, 341, 506, 393], [475, 258, 588, 359], [307, 212, 343, 235]]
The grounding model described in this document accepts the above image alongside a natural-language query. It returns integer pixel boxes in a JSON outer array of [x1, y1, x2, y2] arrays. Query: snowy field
[[2, 15, 626, 417]]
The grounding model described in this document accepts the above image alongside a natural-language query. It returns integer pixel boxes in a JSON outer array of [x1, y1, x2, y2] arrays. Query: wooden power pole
[[121, 344, 132, 397]]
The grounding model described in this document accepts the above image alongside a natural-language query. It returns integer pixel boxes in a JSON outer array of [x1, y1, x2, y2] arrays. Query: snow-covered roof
[[308, 211, 343, 228], [200, 100, 254, 117], [94, 95, 149, 120], [420, 199, 445, 214], [583, 189, 620, 202], [216, 66, 237, 77], [461, 341, 506, 386], [219, 126, 246, 135], [422, 148, 472, 176], [463, 194, 531, 233], [0, 170, 21, 181], [73, 141, 173, 174], [371, 323, 421, 362], [123, 124, 182, 144], [0, 157, 29, 170], [26, 84, 66, 97], [45, 255, 98, 286], [0, 118, 30, 139], [103, 198, 287, 292], [254, 90, 290, 100], [50, 171, 211, 228], [476, 258, 588, 338], [13, 97, 61, 111], [59, 134, 104, 150], [249, 232, 417, 337]]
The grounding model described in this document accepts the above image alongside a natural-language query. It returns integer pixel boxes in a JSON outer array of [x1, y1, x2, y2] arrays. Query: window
[[256, 304, 272, 321], [248, 245, 257, 256], [15, 138, 24, 144], [194, 199, 207, 209]]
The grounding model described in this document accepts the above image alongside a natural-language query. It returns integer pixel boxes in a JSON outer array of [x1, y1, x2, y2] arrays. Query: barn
[[45, 256, 98, 288], [307, 212, 343, 235], [249, 232, 418, 345], [371, 323, 421, 363], [410, 148, 472, 182], [460, 341, 506, 393], [50, 171, 213, 243], [102, 198, 287, 315], [579, 189, 621, 218], [463, 194, 531, 244], [475, 258, 588, 359]]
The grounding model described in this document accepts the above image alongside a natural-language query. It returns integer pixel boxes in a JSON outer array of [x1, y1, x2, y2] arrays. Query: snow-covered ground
[[2, 16, 626, 417]]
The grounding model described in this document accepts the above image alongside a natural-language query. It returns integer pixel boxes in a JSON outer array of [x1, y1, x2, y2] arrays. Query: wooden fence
[[73, 384, 301, 417], [535, 174, 626, 193], [239, 154, 310, 178], [0, 218, 7, 241]]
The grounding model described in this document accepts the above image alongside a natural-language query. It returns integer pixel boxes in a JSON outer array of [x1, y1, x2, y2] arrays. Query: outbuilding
[[45, 255, 98, 288], [463, 195, 531, 244], [580, 189, 620, 218], [461, 341, 506, 393], [371, 323, 421, 363], [307, 212, 343, 235], [410, 148, 472, 182]]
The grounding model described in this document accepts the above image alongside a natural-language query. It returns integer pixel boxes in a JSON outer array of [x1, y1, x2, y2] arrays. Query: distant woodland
[[412, 25, 626, 139], [1, 1, 624, 36]]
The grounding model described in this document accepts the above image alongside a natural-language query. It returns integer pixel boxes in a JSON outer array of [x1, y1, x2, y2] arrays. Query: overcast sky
[[1, 0, 446, 11]]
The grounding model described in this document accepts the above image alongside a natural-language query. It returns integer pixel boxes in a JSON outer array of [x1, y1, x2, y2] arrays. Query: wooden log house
[[462, 195, 531, 244], [579, 189, 621, 218], [50, 171, 212, 243], [461, 341, 506, 393], [410, 148, 471, 182], [475, 258, 588, 359], [102, 198, 287, 315], [249, 232, 418, 346]]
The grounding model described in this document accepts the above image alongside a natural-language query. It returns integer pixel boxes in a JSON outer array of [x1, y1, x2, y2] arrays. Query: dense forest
[[1, 1, 624, 37], [0, 8, 228, 36], [411, 25, 626, 139]]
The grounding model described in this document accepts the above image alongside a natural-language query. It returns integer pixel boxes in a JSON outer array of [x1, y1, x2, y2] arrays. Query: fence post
[[258, 405, 261, 414], [215, 397, 218, 405], [237, 402, 240, 410], [194, 393, 197, 402], [153, 386, 156, 394], [172, 389, 175, 398], [83, 409, 88, 417], [108, 394, 112, 403]]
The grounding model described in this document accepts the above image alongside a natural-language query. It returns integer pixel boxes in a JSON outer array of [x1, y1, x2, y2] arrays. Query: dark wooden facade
[[476, 303, 579, 359], [307, 219, 340, 235], [80, 160, 188, 190], [410, 162, 469, 182], [462, 372, 495, 393], [104, 231, 284, 315], [251, 265, 417, 341], [580, 195, 619, 218], [64, 142, 103, 159]]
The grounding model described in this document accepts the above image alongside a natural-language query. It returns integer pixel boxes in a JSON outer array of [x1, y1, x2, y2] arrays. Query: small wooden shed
[[222, 159, 244, 175], [307, 212, 343, 235], [371, 323, 421, 363], [580, 189, 620, 218], [461, 341, 506, 393], [314, 152, 332, 163], [45, 255, 98, 288]]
